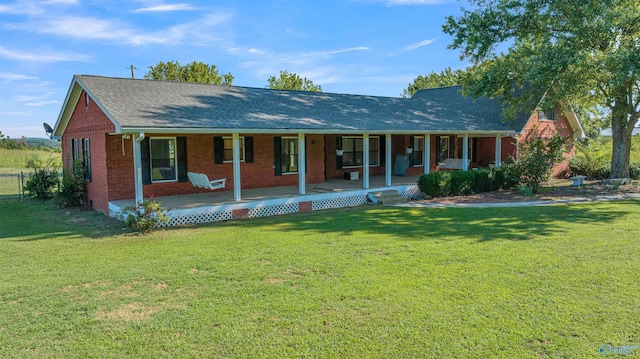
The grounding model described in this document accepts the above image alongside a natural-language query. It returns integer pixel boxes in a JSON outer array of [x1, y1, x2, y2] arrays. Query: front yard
[[1, 199, 639, 358]]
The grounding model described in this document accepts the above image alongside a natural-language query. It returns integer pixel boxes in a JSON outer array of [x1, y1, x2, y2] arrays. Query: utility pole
[[129, 65, 137, 79]]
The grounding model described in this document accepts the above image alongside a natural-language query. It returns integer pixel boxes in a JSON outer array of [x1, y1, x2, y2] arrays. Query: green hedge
[[418, 168, 509, 197]]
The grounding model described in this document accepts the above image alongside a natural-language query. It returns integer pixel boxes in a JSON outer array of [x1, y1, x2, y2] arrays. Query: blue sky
[[0, 0, 469, 139]]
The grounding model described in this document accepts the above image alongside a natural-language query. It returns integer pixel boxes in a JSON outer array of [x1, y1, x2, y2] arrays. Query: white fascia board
[[52, 77, 82, 137], [120, 127, 516, 136]]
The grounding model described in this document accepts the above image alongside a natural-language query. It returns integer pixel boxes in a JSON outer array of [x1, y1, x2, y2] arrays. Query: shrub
[[450, 170, 474, 196], [500, 158, 521, 190], [568, 139, 610, 179], [492, 168, 506, 191], [472, 169, 493, 193], [23, 155, 60, 199], [417, 171, 451, 197], [517, 127, 569, 194], [119, 196, 170, 233], [630, 162, 640, 180], [54, 160, 86, 207]]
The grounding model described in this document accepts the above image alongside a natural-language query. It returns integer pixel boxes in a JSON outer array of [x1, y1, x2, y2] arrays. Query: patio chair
[[188, 172, 226, 190]]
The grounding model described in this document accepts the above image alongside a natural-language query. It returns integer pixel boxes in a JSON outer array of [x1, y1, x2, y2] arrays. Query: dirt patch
[[95, 303, 159, 321], [415, 179, 640, 205]]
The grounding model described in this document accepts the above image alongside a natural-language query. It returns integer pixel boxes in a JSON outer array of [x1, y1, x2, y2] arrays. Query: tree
[[402, 67, 466, 98], [266, 71, 322, 92], [144, 61, 234, 85], [443, 0, 639, 178]]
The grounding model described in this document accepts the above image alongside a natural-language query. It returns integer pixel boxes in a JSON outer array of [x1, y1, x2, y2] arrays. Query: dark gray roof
[[72, 75, 527, 134]]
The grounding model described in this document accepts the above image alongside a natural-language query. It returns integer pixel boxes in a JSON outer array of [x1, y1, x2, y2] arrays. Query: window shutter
[[336, 136, 343, 169], [409, 136, 415, 166], [213, 136, 223, 164], [379, 135, 386, 167], [141, 137, 151, 185], [177, 137, 188, 182], [305, 137, 308, 174], [435, 136, 441, 162], [245, 136, 254, 163], [472, 138, 477, 163], [274, 136, 282, 176], [449, 136, 455, 158]]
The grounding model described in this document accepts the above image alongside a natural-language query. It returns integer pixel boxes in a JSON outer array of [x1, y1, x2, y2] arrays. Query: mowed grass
[[1, 200, 639, 358]]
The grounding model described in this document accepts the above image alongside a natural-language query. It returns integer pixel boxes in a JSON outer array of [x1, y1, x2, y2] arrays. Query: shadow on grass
[[0, 199, 126, 241], [215, 200, 640, 243]]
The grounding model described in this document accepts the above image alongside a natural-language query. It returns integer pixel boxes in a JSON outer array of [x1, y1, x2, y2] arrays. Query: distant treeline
[[0, 137, 61, 151]]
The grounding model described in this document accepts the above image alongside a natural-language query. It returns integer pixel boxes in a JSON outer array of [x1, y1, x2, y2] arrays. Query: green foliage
[[418, 171, 451, 197], [119, 197, 170, 233], [266, 70, 322, 92], [144, 60, 234, 85], [471, 168, 493, 193], [569, 139, 611, 179], [402, 67, 466, 98], [23, 156, 60, 199], [54, 160, 86, 207], [443, 0, 639, 178], [499, 158, 522, 190], [450, 170, 474, 196], [516, 127, 569, 194]]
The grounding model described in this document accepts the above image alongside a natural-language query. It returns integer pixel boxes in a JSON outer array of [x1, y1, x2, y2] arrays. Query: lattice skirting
[[161, 210, 233, 227], [312, 195, 367, 210]]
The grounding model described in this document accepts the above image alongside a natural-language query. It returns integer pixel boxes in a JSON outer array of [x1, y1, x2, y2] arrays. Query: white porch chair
[[188, 172, 226, 190]]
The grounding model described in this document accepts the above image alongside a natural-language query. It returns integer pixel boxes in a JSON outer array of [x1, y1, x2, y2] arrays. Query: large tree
[[144, 61, 234, 85], [443, 0, 639, 178], [266, 71, 322, 92], [402, 67, 466, 98]]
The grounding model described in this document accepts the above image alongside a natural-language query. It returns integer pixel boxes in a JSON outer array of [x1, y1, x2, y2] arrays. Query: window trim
[[538, 107, 557, 122], [222, 136, 245, 163], [280, 136, 299, 174], [82, 138, 91, 181], [436, 135, 452, 163], [412, 136, 425, 167], [341, 136, 380, 168], [149, 137, 178, 183]]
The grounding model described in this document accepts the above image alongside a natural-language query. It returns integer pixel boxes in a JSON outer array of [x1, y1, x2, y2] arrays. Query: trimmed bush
[[418, 171, 451, 197], [450, 170, 474, 196], [472, 169, 493, 193], [492, 168, 506, 191]]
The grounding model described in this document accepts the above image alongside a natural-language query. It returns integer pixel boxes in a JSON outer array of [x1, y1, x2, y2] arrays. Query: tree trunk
[[610, 112, 633, 178]]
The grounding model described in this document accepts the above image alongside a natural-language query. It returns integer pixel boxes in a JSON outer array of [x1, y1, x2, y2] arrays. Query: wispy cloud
[[41, 0, 79, 4], [14, 92, 59, 107], [386, 0, 449, 4], [0, 46, 91, 62], [134, 3, 197, 13], [402, 38, 436, 52], [0, 73, 39, 80], [0, 1, 44, 15]]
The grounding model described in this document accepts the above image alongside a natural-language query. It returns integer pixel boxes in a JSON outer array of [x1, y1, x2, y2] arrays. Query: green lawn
[[1, 200, 639, 358]]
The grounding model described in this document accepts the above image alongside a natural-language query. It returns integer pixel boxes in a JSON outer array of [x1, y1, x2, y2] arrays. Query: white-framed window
[[342, 136, 380, 167], [223, 136, 245, 162], [412, 136, 424, 167], [82, 138, 91, 180], [150, 137, 177, 182], [280, 137, 298, 174], [538, 107, 557, 121]]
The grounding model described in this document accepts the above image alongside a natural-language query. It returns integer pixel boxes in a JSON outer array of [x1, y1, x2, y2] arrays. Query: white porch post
[[495, 135, 502, 167], [462, 134, 469, 171], [385, 133, 392, 186], [133, 133, 145, 204], [298, 133, 306, 195], [363, 133, 370, 189], [232, 133, 241, 202], [424, 134, 431, 174]]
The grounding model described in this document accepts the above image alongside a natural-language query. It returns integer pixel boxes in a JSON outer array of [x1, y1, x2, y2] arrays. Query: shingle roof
[[68, 75, 529, 134]]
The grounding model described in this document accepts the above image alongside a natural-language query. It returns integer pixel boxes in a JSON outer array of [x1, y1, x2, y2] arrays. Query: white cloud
[[386, 0, 449, 4], [41, 0, 79, 4], [134, 3, 197, 12], [0, 1, 44, 15], [0, 46, 91, 62], [24, 100, 60, 107], [402, 38, 436, 52], [0, 73, 39, 80]]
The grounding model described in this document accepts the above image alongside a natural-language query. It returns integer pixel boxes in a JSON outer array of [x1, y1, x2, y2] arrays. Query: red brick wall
[[106, 133, 327, 201], [61, 91, 115, 214]]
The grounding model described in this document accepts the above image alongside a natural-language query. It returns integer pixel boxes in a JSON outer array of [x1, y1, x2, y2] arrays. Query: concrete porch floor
[[111, 174, 421, 210]]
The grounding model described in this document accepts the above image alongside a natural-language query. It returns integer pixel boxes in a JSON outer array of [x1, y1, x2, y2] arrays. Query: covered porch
[[110, 174, 424, 226]]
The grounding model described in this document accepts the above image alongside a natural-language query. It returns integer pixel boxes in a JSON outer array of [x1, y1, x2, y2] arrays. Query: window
[[342, 137, 379, 167], [437, 136, 452, 163], [82, 138, 91, 180], [411, 136, 424, 167], [538, 107, 557, 121], [150, 138, 177, 182], [280, 137, 298, 173], [457, 137, 477, 163], [223, 137, 245, 162]]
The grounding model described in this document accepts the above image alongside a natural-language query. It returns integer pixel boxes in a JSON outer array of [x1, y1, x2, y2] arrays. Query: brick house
[[52, 75, 584, 224]]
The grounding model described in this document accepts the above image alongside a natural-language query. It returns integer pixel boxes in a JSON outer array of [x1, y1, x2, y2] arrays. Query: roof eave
[[118, 127, 516, 136]]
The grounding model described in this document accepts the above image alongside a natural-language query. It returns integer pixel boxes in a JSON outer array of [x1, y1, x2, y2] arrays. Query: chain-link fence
[[0, 170, 29, 200]]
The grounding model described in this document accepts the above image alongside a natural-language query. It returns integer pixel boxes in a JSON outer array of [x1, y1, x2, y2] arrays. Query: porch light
[[405, 147, 413, 154], [336, 149, 344, 156]]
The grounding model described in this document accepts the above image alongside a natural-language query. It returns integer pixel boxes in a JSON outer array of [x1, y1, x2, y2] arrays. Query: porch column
[[298, 133, 306, 195], [133, 133, 144, 204], [462, 134, 469, 170], [385, 133, 392, 186], [424, 134, 431, 174], [495, 135, 502, 167], [363, 133, 370, 189], [232, 133, 241, 202]]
